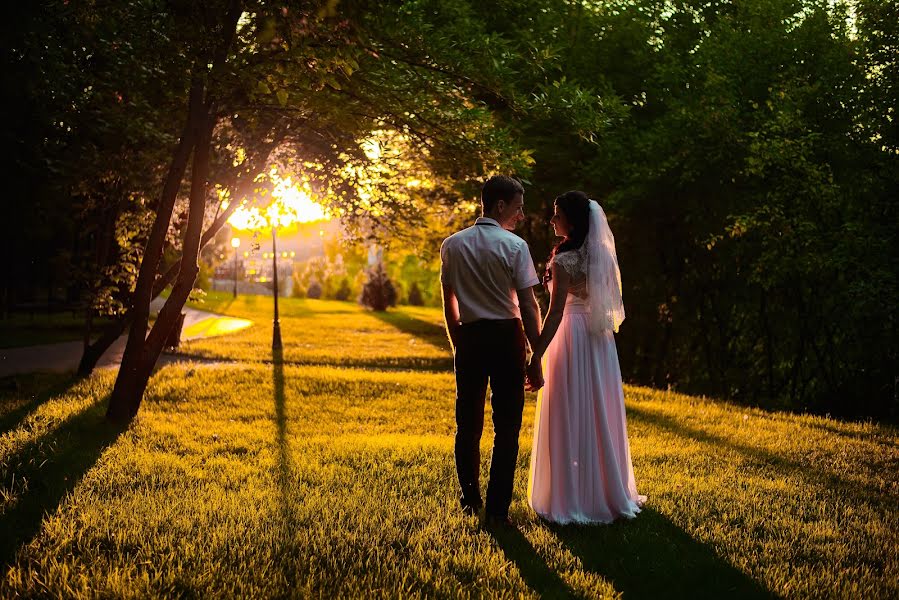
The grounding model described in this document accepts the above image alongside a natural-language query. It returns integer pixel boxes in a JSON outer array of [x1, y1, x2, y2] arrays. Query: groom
[[440, 175, 543, 524]]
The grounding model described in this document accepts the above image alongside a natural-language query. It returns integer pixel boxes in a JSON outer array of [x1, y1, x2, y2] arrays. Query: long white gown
[[528, 248, 645, 524]]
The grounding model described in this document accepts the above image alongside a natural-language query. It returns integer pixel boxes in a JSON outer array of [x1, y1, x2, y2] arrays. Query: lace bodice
[[551, 247, 588, 300]]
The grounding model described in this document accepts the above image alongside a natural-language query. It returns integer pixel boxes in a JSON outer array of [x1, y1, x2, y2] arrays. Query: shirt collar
[[475, 217, 501, 227]]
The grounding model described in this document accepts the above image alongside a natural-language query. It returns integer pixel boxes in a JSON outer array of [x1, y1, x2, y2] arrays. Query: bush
[[307, 280, 323, 299], [407, 282, 424, 306], [335, 278, 352, 301], [291, 271, 306, 298], [360, 262, 397, 312], [196, 261, 214, 291]]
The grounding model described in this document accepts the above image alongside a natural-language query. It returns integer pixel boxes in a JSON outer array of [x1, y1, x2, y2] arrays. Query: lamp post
[[230, 237, 241, 298], [271, 225, 283, 351]]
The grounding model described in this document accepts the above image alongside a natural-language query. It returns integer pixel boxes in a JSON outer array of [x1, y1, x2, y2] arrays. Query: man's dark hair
[[481, 175, 524, 214]]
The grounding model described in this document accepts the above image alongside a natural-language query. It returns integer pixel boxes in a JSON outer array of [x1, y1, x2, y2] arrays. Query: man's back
[[440, 217, 539, 323]]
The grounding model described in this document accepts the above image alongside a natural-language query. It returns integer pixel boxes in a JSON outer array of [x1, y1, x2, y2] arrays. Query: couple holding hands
[[440, 175, 645, 526]]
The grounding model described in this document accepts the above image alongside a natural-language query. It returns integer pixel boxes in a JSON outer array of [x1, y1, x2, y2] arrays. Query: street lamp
[[270, 225, 283, 351], [230, 237, 241, 298]]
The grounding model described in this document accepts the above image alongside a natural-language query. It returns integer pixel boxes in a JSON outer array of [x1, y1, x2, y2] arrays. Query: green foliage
[[1, 0, 165, 316], [194, 261, 214, 293], [291, 252, 350, 301], [289, 270, 306, 299], [503, 0, 898, 418], [7, 0, 599, 344], [7, 0, 896, 417], [407, 282, 425, 306]]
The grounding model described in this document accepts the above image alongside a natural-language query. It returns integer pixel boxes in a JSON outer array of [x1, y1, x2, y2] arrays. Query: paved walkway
[[0, 299, 252, 377]]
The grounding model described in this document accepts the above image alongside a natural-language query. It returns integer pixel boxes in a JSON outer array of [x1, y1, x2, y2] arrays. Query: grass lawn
[[180, 292, 453, 370], [1, 293, 897, 598]]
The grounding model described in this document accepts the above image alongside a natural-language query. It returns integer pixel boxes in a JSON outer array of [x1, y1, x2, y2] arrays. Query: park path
[[0, 299, 252, 377]]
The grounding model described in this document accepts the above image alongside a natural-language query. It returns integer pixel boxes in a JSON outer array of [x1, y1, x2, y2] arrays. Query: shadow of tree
[[0, 395, 125, 568], [0, 372, 82, 435], [549, 508, 774, 599], [369, 309, 451, 352], [628, 406, 895, 509], [485, 522, 578, 599]]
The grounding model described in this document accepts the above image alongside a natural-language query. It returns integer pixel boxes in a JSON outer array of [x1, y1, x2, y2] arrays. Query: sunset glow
[[227, 173, 329, 231]]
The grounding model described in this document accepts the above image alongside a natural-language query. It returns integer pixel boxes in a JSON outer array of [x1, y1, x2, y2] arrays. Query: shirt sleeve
[[513, 241, 540, 290], [439, 239, 451, 285]]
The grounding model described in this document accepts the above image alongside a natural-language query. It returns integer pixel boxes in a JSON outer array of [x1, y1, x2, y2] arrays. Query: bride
[[527, 190, 646, 524]]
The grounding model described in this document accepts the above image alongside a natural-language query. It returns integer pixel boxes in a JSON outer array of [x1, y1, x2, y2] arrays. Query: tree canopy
[[3, 0, 896, 418]]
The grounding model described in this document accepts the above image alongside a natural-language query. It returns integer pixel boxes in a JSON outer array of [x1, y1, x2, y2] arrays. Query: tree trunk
[[106, 2, 243, 423], [108, 104, 216, 420], [106, 0, 242, 419], [77, 143, 274, 376], [78, 316, 129, 376], [105, 81, 206, 422]]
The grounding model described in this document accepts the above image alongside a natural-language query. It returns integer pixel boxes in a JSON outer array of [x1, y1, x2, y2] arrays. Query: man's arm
[[517, 286, 544, 390], [441, 281, 462, 350]]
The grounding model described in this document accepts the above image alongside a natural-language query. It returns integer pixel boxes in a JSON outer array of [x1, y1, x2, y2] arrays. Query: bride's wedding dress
[[528, 207, 645, 524]]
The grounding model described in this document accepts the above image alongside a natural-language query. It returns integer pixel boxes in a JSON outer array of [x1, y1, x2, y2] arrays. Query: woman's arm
[[531, 262, 570, 361]]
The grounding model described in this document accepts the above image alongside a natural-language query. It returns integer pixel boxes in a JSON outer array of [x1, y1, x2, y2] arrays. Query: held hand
[[525, 357, 544, 392]]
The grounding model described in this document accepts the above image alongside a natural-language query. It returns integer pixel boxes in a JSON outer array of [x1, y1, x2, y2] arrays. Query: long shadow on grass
[[368, 309, 451, 352], [0, 394, 125, 568], [485, 524, 577, 598], [628, 405, 895, 509], [0, 372, 81, 435], [549, 508, 774, 599]]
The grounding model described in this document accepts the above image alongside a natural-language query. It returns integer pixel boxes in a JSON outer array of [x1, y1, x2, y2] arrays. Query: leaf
[[276, 89, 288, 107]]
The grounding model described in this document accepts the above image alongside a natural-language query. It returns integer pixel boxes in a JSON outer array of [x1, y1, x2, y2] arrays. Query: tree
[[306, 280, 323, 299], [407, 282, 424, 306], [510, 0, 898, 417], [360, 262, 397, 312], [96, 0, 611, 421], [335, 278, 352, 301]]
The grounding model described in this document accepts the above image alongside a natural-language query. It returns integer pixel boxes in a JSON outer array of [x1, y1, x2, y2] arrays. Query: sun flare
[[227, 173, 330, 231]]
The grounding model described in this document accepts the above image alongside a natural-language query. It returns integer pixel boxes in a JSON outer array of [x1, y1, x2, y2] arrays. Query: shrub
[[407, 282, 424, 306], [360, 262, 397, 311], [307, 280, 323, 299], [335, 278, 352, 301], [291, 271, 306, 298]]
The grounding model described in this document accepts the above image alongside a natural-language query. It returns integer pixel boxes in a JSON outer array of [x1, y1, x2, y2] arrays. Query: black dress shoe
[[484, 513, 514, 528]]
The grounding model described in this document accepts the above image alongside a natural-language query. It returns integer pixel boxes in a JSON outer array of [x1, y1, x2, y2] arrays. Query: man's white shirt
[[440, 217, 540, 323]]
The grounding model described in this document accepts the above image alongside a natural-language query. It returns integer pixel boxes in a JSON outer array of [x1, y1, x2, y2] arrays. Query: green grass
[[181, 292, 452, 370], [1, 296, 897, 597], [0, 313, 115, 348]]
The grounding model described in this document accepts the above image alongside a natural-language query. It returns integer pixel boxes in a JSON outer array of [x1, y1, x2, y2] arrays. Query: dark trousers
[[453, 318, 527, 517]]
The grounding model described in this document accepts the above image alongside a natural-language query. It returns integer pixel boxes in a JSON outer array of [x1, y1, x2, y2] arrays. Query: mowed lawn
[[1, 294, 897, 598], [179, 293, 454, 371]]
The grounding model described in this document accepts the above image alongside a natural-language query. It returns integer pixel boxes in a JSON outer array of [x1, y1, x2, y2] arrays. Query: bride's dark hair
[[545, 190, 591, 283]]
